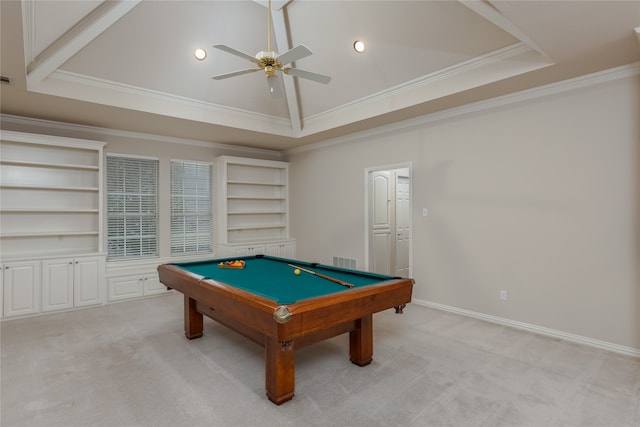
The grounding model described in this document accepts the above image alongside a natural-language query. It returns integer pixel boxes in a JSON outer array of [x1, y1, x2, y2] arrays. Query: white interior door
[[367, 166, 411, 276], [370, 171, 392, 275], [395, 173, 410, 277]]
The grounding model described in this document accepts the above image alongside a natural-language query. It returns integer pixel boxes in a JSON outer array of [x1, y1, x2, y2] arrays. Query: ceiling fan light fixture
[[194, 48, 207, 60], [210, 0, 331, 95], [353, 40, 365, 53]]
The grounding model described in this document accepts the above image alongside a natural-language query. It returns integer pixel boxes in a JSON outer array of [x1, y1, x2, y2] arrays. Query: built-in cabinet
[[0, 131, 106, 319], [106, 262, 170, 302], [107, 273, 165, 301], [266, 241, 296, 257], [2, 260, 40, 317], [217, 156, 295, 257], [218, 239, 296, 258], [42, 256, 104, 312]]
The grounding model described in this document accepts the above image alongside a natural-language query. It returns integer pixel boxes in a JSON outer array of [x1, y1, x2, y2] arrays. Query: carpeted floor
[[1, 293, 639, 426]]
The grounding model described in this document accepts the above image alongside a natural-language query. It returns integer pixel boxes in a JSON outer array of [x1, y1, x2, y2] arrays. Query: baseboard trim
[[412, 298, 640, 358]]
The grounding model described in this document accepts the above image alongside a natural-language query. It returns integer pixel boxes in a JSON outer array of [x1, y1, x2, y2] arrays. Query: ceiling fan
[[211, 0, 331, 98]]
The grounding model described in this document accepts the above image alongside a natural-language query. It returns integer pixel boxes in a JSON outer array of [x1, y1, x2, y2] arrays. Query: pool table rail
[[159, 263, 413, 342]]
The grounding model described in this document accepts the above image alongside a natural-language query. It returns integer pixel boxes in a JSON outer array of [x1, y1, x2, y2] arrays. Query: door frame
[[364, 162, 413, 275]]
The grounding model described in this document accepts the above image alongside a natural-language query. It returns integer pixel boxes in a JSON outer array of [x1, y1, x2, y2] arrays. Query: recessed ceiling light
[[194, 48, 207, 60], [353, 40, 365, 53]]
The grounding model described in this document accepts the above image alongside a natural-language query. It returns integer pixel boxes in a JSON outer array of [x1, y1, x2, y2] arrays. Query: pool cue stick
[[288, 264, 354, 288]]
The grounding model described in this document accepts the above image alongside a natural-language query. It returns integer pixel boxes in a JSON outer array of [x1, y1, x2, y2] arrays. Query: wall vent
[[0, 75, 11, 84], [333, 257, 356, 269]]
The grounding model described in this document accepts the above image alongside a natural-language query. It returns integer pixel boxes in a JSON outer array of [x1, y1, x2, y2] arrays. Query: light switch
[[422, 208, 428, 217]]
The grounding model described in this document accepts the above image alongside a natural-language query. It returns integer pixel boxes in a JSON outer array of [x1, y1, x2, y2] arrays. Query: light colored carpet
[[1, 293, 639, 427]]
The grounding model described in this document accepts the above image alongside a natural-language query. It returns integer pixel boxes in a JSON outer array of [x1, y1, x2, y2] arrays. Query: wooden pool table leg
[[184, 296, 203, 339], [265, 337, 295, 404], [349, 314, 373, 366]]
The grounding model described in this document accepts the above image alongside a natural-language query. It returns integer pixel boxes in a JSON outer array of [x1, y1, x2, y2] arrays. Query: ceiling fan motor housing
[[256, 51, 282, 77]]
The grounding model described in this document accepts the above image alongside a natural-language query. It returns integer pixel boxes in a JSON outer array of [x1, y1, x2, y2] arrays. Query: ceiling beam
[[254, 0, 291, 12], [25, 0, 141, 87], [459, 0, 549, 57], [270, 1, 302, 135]]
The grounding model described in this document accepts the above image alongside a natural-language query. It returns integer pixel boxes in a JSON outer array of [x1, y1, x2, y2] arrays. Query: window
[[106, 155, 158, 260], [170, 160, 213, 255]]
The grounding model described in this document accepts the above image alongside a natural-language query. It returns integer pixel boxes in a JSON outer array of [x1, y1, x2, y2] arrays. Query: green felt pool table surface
[[171, 255, 396, 304]]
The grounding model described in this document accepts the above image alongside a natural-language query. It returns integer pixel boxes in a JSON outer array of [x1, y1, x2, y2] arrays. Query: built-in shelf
[[0, 159, 99, 171], [227, 180, 286, 186], [1, 231, 99, 238], [0, 208, 99, 213], [227, 196, 285, 200], [228, 211, 286, 215], [217, 156, 290, 246], [0, 130, 105, 260], [227, 225, 286, 231], [0, 183, 99, 192]]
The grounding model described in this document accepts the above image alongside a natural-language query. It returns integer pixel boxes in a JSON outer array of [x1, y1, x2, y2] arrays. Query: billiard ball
[[294, 269, 301, 275]]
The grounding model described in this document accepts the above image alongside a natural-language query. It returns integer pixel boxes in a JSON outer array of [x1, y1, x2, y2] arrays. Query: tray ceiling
[[1, 1, 639, 150]]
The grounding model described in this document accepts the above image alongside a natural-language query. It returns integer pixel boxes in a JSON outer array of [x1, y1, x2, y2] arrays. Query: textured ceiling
[[1, 1, 639, 150]]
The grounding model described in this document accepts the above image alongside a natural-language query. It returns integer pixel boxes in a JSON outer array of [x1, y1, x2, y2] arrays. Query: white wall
[[286, 70, 640, 351]]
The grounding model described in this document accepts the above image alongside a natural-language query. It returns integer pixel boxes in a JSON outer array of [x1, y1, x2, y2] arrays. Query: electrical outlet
[[500, 290, 508, 301]]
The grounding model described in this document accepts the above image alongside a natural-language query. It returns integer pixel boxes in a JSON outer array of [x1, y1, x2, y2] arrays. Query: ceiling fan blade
[[276, 45, 313, 66], [267, 76, 283, 98], [283, 67, 331, 84], [212, 68, 260, 80], [212, 44, 258, 64]]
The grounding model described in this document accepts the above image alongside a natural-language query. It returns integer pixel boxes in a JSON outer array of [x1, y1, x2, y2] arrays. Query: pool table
[[157, 255, 413, 404]]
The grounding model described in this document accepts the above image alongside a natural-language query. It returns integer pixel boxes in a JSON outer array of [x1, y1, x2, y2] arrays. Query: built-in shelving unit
[[0, 131, 105, 258], [217, 156, 294, 256], [0, 131, 106, 318]]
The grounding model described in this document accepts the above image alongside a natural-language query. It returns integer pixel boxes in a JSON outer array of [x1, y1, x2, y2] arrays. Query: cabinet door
[[265, 242, 295, 258], [108, 276, 142, 301], [3, 260, 40, 317], [281, 242, 295, 258], [42, 258, 74, 312], [143, 273, 169, 296], [0, 266, 3, 317], [235, 244, 266, 256], [74, 256, 103, 307]]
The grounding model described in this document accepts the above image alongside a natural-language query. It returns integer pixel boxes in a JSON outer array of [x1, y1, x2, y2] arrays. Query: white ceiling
[[1, 1, 639, 151]]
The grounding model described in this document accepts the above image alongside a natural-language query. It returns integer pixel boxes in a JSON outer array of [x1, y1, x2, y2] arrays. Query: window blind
[[170, 160, 213, 255], [106, 156, 159, 260]]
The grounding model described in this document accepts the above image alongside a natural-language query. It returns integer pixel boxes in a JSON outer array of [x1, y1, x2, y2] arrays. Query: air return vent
[[333, 257, 356, 269]]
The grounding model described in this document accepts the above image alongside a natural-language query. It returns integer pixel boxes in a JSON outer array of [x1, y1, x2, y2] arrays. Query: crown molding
[[287, 62, 640, 155], [0, 114, 283, 158], [301, 42, 552, 137], [37, 69, 293, 137]]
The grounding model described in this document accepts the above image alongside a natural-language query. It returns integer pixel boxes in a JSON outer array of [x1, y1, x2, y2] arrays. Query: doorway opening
[[364, 163, 412, 277]]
